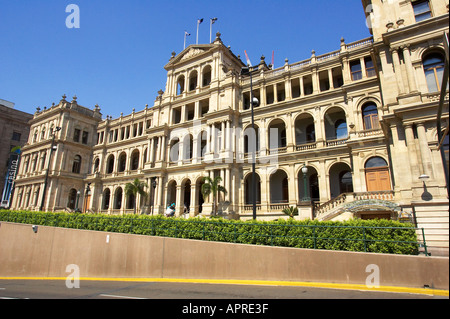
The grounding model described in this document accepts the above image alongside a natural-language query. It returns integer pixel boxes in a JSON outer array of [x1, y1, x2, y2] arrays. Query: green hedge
[[0, 210, 420, 255]]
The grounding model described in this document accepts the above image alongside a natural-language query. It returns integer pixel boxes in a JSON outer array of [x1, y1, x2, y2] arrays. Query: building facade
[[10, 0, 449, 255], [0, 100, 33, 207]]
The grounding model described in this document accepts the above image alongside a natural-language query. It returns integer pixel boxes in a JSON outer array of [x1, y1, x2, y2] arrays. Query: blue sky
[[0, 0, 371, 119]]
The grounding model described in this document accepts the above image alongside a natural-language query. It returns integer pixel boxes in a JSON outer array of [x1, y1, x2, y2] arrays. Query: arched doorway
[[167, 180, 177, 207], [118, 152, 126, 172], [68, 188, 77, 209], [182, 179, 191, 214], [298, 166, 320, 202], [365, 157, 391, 191], [130, 150, 140, 171], [268, 119, 287, 150], [324, 107, 347, 140], [244, 125, 260, 154], [329, 162, 353, 198], [295, 113, 315, 145], [114, 187, 123, 210], [245, 173, 261, 205], [270, 170, 289, 203], [102, 188, 111, 210]]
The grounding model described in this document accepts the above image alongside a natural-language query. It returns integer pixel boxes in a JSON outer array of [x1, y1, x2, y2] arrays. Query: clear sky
[[0, 0, 371, 119]]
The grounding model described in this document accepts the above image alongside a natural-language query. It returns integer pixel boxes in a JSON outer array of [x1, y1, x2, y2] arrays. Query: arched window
[[177, 75, 185, 95], [72, 155, 82, 174], [93, 158, 100, 173], [169, 138, 180, 162], [68, 189, 77, 209], [114, 187, 123, 209], [183, 134, 194, 161], [189, 70, 198, 91], [335, 120, 348, 139], [339, 171, 354, 194], [270, 170, 289, 203], [365, 156, 391, 191], [130, 150, 140, 170], [107, 155, 115, 174], [41, 127, 46, 140], [31, 155, 38, 171], [127, 193, 135, 210], [365, 157, 388, 168], [423, 52, 446, 92], [202, 65, 212, 87], [362, 103, 380, 131], [118, 152, 126, 172], [40, 153, 47, 170], [306, 124, 316, 143], [245, 173, 261, 205], [268, 119, 287, 149], [102, 189, 111, 210]]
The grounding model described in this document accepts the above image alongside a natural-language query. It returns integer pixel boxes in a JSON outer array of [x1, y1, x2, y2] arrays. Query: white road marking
[[99, 294, 146, 299]]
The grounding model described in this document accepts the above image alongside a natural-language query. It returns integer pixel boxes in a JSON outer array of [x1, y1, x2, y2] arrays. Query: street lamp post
[[39, 126, 61, 212], [302, 165, 311, 202], [241, 66, 260, 220], [75, 190, 81, 213], [150, 177, 157, 215]]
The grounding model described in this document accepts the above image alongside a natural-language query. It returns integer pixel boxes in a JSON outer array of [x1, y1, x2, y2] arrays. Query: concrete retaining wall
[[0, 222, 448, 290]]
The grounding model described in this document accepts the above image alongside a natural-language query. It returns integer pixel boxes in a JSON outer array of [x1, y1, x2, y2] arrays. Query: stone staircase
[[314, 191, 396, 221]]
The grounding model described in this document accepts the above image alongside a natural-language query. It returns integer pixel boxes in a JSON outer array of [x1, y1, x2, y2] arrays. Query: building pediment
[[165, 45, 215, 69]]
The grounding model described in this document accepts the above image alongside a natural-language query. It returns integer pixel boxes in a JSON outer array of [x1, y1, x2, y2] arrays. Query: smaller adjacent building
[[0, 100, 33, 208]]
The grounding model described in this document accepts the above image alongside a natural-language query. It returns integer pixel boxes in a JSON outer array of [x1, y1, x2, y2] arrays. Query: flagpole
[[196, 20, 199, 44], [210, 18, 217, 43]]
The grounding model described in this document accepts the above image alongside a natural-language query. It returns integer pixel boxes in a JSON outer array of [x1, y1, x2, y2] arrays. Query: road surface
[[0, 279, 445, 300]]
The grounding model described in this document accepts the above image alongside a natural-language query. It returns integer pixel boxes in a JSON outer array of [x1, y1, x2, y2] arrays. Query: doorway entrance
[[365, 157, 391, 192]]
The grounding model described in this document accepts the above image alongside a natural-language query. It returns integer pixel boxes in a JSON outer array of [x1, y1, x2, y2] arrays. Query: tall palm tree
[[125, 178, 148, 214], [201, 176, 227, 216]]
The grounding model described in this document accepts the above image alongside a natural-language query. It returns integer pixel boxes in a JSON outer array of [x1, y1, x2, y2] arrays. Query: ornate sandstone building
[[10, 0, 449, 255]]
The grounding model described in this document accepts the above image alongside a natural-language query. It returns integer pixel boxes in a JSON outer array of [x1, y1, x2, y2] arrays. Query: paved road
[[0, 279, 446, 300]]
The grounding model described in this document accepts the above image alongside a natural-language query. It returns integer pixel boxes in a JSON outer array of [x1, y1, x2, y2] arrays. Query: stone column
[[404, 123, 422, 179], [391, 48, 406, 95], [416, 123, 433, 178], [402, 45, 418, 93], [328, 69, 334, 90]]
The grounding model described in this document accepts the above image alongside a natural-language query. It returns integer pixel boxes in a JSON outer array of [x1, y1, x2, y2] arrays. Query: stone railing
[[315, 191, 395, 220], [296, 142, 317, 151], [353, 191, 394, 201], [269, 203, 290, 211], [356, 129, 383, 138], [243, 204, 262, 211], [326, 138, 348, 147], [315, 193, 347, 217]]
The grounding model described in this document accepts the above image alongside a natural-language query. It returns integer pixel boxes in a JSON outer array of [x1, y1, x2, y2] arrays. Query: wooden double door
[[365, 167, 391, 192]]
